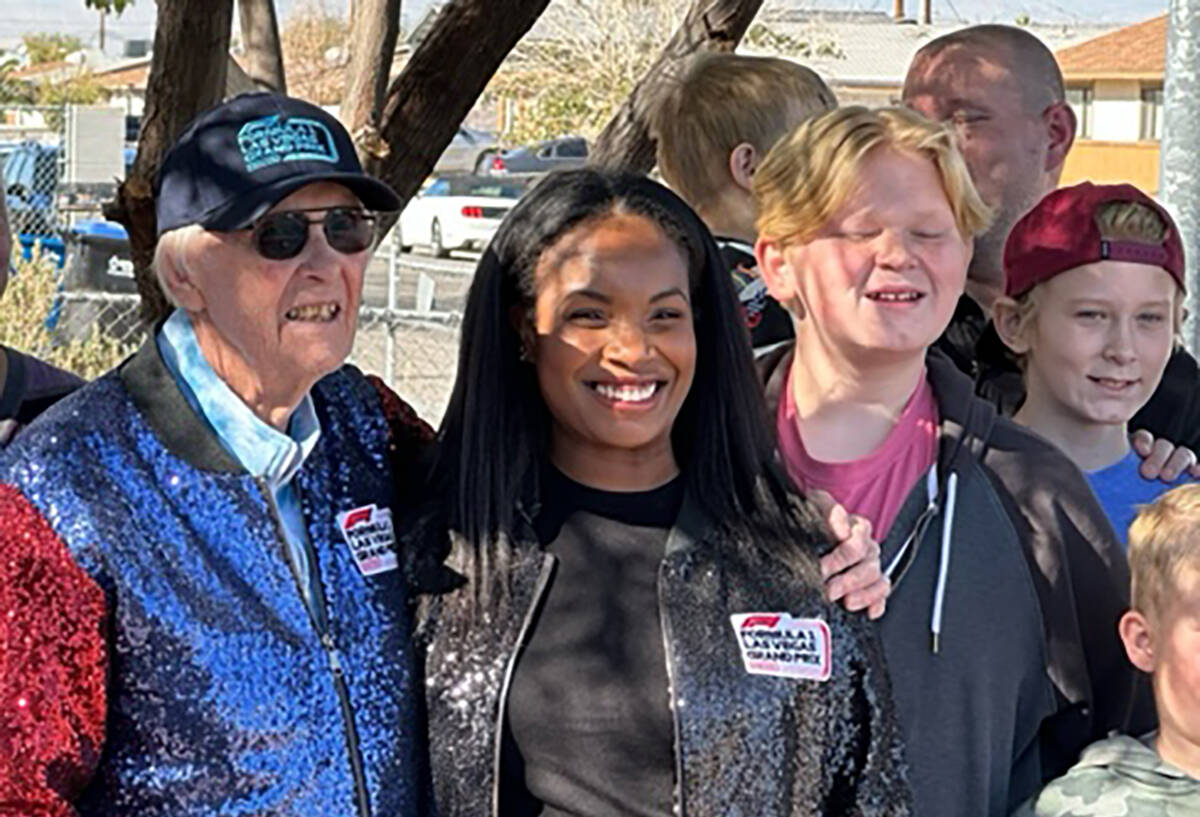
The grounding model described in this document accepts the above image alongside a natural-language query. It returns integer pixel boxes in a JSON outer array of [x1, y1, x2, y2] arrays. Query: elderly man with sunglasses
[[0, 93, 443, 816]]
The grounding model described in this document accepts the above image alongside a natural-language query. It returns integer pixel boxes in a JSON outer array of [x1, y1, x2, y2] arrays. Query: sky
[[0, 0, 1171, 53]]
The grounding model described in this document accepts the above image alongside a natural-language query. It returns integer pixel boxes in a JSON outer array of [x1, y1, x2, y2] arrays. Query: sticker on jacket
[[336, 504, 398, 577], [730, 613, 831, 681]]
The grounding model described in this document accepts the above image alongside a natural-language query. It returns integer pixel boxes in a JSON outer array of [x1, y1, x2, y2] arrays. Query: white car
[[397, 175, 526, 257]]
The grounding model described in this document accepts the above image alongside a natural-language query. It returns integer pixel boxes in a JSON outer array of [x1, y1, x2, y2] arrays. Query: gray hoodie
[[1015, 734, 1200, 816]]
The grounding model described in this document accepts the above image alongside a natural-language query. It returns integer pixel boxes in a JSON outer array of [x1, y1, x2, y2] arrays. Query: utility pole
[[1159, 0, 1200, 353], [894, 0, 905, 21], [99, 9, 107, 52], [922, 0, 932, 24]]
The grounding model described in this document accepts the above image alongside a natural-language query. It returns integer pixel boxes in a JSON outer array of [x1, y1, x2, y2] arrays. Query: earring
[[519, 345, 533, 363]]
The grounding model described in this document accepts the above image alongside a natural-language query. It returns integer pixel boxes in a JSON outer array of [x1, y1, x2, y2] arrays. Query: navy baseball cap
[[155, 92, 401, 235]]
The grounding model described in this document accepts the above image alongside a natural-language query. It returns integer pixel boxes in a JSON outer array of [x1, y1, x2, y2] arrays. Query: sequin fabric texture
[[0, 353, 430, 816], [417, 501, 914, 816]]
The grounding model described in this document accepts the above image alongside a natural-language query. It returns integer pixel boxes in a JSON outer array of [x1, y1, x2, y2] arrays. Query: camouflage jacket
[[1015, 734, 1200, 816]]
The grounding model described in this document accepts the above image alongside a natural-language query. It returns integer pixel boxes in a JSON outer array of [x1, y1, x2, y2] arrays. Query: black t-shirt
[[717, 237, 795, 352], [502, 468, 684, 817]]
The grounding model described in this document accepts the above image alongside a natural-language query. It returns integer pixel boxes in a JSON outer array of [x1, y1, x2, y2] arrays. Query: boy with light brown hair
[[994, 183, 1191, 548], [650, 51, 835, 351], [1018, 484, 1200, 815]]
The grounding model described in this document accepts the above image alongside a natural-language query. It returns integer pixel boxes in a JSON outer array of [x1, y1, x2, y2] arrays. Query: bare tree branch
[[340, 0, 401, 163], [104, 0, 236, 322], [590, 0, 764, 172], [238, 0, 287, 93], [373, 0, 552, 220]]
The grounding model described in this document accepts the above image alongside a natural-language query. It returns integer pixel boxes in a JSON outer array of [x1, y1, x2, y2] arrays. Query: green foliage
[[22, 33, 84, 65], [489, 0, 690, 146], [33, 73, 106, 107], [1014, 12, 1032, 26], [0, 56, 35, 105], [84, 0, 136, 14], [0, 247, 139, 380], [743, 22, 845, 60]]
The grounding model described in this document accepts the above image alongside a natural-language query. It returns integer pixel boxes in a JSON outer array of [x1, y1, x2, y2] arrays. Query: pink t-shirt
[[777, 367, 940, 540]]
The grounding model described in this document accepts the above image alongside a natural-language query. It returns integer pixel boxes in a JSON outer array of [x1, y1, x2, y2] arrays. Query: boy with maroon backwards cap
[[995, 182, 1192, 546]]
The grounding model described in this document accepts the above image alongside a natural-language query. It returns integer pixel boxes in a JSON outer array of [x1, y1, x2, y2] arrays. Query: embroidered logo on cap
[[730, 613, 832, 681], [237, 115, 339, 172], [336, 503, 398, 577]]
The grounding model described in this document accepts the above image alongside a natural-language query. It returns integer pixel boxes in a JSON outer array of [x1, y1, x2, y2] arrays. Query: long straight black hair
[[434, 168, 823, 602]]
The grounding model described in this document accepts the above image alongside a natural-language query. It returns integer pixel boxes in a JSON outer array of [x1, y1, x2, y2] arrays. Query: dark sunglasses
[[247, 206, 377, 260]]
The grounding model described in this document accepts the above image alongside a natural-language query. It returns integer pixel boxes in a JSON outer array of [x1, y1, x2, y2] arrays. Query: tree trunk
[[238, 0, 287, 93], [590, 0, 764, 173], [340, 0, 401, 163], [374, 0, 552, 216], [104, 0, 235, 322]]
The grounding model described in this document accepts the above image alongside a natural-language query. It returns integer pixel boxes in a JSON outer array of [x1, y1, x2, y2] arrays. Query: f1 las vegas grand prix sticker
[[336, 504, 399, 577], [730, 613, 832, 682]]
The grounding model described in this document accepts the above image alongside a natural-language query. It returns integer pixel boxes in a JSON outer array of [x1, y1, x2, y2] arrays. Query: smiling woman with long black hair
[[412, 168, 911, 816]]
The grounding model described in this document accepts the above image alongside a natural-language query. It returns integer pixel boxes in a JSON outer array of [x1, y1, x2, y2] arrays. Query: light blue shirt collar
[[157, 309, 320, 486]]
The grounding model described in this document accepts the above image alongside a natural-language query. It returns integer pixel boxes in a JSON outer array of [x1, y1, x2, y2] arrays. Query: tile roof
[[745, 14, 1118, 86], [1055, 14, 1166, 79]]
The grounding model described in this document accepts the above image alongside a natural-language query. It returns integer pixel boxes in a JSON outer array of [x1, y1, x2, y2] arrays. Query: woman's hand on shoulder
[[809, 489, 890, 620]]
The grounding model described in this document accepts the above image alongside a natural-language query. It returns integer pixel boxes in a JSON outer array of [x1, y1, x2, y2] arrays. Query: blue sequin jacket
[[0, 340, 438, 817], [414, 496, 914, 816]]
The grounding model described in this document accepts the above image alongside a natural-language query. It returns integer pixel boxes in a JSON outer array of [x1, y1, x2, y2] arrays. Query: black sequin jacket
[[411, 494, 914, 817]]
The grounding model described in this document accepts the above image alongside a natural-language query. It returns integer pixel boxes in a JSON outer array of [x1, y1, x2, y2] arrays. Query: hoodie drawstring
[[931, 471, 958, 655]]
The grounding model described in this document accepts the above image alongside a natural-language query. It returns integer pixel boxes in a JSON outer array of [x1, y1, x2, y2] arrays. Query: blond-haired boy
[[751, 105, 1148, 817], [650, 52, 835, 351], [1019, 484, 1200, 815], [994, 183, 1191, 547]]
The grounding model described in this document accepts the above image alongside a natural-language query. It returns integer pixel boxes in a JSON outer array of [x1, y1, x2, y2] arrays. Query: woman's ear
[[992, 296, 1031, 355], [508, 304, 536, 363], [1119, 609, 1157, 674]]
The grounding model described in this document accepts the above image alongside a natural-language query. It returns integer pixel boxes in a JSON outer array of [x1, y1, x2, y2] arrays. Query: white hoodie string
[[931, 471, 958, 655]]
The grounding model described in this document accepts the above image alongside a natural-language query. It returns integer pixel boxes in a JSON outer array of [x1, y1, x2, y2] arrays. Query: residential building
[[1056, 15, 1166, 193]]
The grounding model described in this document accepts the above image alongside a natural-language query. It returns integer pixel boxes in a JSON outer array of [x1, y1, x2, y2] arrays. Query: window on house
[[1065, 86, 1093, 139], [1141, 86, 1164, 141]]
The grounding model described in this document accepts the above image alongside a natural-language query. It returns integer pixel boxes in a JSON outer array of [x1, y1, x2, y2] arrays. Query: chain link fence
[[18, 241, 468, 426], [47, 294, 463, 424], [4, 103, 470, 425]]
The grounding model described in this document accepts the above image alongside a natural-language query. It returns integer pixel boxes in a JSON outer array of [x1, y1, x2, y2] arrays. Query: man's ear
[[755, 237, 799, 305], [1043, 101, 1076, 179], [1119, 609, 1157, 674], [992, 296, 1031, 355], [156, 243, 205, 312], [728, 142, 758, 193]]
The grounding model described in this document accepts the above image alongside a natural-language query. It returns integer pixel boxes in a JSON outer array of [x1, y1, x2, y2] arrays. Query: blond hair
[[651, 52, 836, 212], [1095, 200, 1169, 244], [1128, 484, 1200, 619], [754, 106, 992, 246]]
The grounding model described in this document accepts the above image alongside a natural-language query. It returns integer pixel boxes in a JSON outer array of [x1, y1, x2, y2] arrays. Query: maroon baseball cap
[[1003, 182, 1185, 298]]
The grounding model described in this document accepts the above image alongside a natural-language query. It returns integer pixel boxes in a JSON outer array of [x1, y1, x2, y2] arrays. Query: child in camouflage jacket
[[1016, 484, 1200, 816]]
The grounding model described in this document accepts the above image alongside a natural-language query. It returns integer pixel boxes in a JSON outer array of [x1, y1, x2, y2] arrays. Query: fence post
[[385, 228, 398, 387], [1159, 0, 1200, 354]]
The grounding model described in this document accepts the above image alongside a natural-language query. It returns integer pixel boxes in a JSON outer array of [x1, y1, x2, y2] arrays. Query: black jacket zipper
[[258, 478, 371, 817]]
